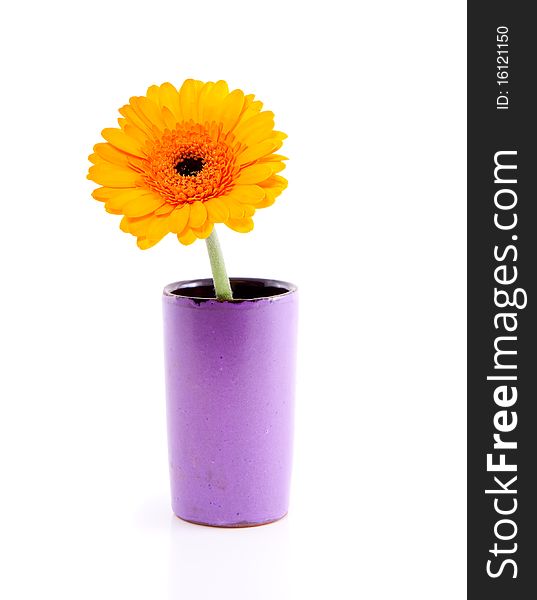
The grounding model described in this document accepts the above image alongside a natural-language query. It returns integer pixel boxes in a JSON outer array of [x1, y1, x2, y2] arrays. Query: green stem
[[205, 228, 233, 301]]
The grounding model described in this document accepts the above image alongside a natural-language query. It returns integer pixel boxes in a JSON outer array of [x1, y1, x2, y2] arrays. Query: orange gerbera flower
[[87, 79, 287, 248]]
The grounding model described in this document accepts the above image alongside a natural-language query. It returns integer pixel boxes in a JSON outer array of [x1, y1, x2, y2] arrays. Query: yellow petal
[[218, 89, 245, 132], [179, 79, 203, 121], [123, 123, 150, 147], [146, 85, 161, 106], [154, 203, 175, 216], [101, 128, 145, 157], [233, 112, 275, 145], [178, 229, 197, 245], [270, 161, 286, 174], [205, 198, 230, 222], [242, 204, 255, 217], [225, 197, 245, 219], [92, 187, 118, 201], [105, 206, 122, 215], [161, 106, 178, 130], [93, 143, 130, 167], [197, 82, 215, 123], [118, 104, 154, 136], [126, 97, 154, 132], [235, 163, 275, 185], [199, 80, 229, 124], [225, 185, 265, 204], [259, 153, 288, 162], [235, 96, 263, 126], [105, 188, 150, 212], [189, 201, 207, 228], [137, 237, 160, 250], [227, 218, 254, 233], [124, 214, 154, 236], [256, 175, 288, 208], [236, 140, 281, 165], [241, 125, 278, 146], [147, 215, 171, 242], [135, 96, 167, 131], [256, 193, 277, 208], [259, 174, 288, 190], [123, 193, 165, 217], [169, 205, 190, 233], [192, 220, 214, 239], [88, 163, 140, 188], [158, 82, 182, 121]]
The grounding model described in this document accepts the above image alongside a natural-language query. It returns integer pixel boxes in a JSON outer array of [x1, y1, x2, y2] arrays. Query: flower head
[[88, 80, 287, 248]]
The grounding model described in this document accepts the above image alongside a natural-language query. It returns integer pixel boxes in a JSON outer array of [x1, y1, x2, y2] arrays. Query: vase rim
[[163, 277, 298, 303]]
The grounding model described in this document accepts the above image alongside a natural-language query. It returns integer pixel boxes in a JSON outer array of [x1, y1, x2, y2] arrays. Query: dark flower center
[[175, 156, 204, 177]]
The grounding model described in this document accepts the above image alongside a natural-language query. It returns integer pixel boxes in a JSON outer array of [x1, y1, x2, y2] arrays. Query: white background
[[0, 1, 466, 598]]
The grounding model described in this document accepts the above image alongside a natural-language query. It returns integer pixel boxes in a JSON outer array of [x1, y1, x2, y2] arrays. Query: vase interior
[[167, 277, 296, 301]]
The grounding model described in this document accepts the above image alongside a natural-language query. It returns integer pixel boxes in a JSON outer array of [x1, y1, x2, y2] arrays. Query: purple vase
[[162, 278, 298, 527]]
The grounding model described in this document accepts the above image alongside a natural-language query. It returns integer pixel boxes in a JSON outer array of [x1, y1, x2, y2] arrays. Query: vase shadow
[[168, 513, 290, 600]]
